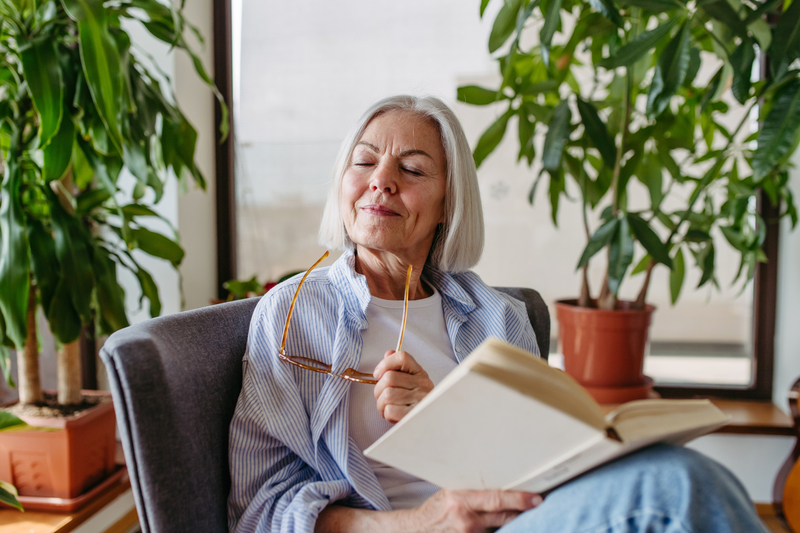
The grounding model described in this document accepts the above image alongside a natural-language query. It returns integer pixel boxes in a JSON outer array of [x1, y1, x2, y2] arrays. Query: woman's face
[[342, 110, 447, 261]]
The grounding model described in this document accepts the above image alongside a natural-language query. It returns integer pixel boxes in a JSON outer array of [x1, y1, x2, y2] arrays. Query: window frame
[[211, 0, 780, 400]]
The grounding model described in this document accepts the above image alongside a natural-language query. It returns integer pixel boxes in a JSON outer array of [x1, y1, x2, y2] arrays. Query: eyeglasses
[[278, 251, 413, 385]]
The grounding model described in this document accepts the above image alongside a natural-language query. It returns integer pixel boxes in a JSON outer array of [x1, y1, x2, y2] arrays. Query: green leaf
[[135, 264, 161, 317], [637, 153, 664, 209], [768, 0, 800, 72], [0, 345, 13, 388], [50, 195, 94, 325], [457, 85, 503, 105], [631, 254, 652, 275], [577, 217, 619, 268], [599, 17, 680, 69], [489, 0, 522, 53], [646, 20, 691, 118], [540, 0, 563, 67], [684, 47, 701, 87], [577, 98, 616, 168], [19, 37, 63, 147], [588, 0, 622, 26], [63, 0, 125, 154], [75, 189, 111, 214], [0, 412, 25, 431], [131, 227, 184, 266], [697, 243, 715, 288], [542, 100, 571, 171], [71, 140, 95, 190], [669, 246, 685, 304], [628, 213, 672, 267], [473, 106, 514, 168], [617, 0, 681, 12], [548, 168, 565, 225], [699, 0, 747, 39], [0, 141, 31, 351], [43, 115, 75, 182], [47, 278, 82, 343], [730, 38, 755, 104], [93, 246, 129, 333], [607, 216, 634, 295], [0, 482, 22, 512], [685, 228, 712, 242], [481, 0, 491, 17], [753, 79, 800, 179], [27, 219, 60, 322], [517, 109, 535, 164], [700, 66, 724, 113], [749, 17, 772, 51], [161, 111, 205, 190], [744, 0, 782, 24]]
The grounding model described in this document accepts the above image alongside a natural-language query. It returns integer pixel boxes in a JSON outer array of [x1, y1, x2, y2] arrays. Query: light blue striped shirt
[[227, 249, 539, 533]]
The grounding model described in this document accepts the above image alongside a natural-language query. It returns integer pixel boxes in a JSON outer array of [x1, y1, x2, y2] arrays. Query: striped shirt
[[227, 249, 539, 533]]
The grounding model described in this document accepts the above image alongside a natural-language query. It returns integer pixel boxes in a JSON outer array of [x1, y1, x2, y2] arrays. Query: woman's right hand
[[402, 489, 542, 532]]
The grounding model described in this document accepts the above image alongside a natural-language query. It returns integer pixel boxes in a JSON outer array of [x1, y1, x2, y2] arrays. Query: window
[[214, 0, 779, 399]]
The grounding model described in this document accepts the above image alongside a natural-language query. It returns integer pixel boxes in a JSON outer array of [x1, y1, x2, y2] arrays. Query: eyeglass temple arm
[[280, 251, 330, 353], [395, 264, 412, 352]]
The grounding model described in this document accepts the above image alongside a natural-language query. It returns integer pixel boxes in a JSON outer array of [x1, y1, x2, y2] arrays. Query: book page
[[364, 369, 605, 490], [606, 399, 730, 443], [465, 338, 606, 431]]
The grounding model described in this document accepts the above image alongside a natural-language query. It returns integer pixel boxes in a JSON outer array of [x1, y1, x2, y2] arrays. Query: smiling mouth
[[361, 204, 399, 216]]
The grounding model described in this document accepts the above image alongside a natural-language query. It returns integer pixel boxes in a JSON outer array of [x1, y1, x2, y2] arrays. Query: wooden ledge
[[602, 399, 796, 437], [710, 399, 796, 437]]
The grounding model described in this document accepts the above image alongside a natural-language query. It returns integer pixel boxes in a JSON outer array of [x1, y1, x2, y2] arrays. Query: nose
[[369, 161, 398, 194]]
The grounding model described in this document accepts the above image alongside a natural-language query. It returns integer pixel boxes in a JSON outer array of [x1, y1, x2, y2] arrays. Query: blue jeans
[[498, 444, 767, 533]]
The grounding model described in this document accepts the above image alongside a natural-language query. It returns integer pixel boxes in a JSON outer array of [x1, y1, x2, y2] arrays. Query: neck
[[354, 246, 431, 300]]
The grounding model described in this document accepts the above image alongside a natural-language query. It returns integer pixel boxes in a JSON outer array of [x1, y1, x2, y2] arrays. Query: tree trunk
[[577, 265, 592, 308], [597, 274, 617, 310], [57, 340, 82, 405], [633, 260, 655, 310], [18, 284, 43, 405]]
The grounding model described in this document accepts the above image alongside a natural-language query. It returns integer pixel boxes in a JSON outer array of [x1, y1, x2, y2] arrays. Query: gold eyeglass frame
[[278, 251, 413, 385]]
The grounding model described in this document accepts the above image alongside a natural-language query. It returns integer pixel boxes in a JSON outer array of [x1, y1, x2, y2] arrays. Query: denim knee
[[498, 444, 767, 533]]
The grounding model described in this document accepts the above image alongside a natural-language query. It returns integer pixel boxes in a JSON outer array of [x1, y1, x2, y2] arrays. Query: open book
[[364, 338, 729, 493]]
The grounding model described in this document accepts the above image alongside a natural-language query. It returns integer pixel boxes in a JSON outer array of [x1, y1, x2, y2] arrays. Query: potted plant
[[462, 0, 799, 401], [0, 0, 225, 501]]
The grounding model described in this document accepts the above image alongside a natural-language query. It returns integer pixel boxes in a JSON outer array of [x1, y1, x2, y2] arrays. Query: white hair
[[318, 95, 484, 272]]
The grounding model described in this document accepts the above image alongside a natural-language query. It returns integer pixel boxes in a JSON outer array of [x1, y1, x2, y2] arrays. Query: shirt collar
[[327, 247, 476, 322]]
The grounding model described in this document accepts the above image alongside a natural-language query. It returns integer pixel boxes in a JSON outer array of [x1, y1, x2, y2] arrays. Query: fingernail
[[531, 495, 543, 506]]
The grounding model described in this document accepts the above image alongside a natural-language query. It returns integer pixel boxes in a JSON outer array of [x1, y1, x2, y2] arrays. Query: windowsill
[[600, 399, 795, 437], [709, 399, 796, 436]]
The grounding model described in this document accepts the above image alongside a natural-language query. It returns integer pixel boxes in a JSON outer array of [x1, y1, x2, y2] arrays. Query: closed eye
[[402, 167, 423, 176]]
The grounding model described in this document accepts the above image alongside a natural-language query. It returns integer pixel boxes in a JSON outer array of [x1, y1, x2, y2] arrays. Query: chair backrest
[[101, 288, 549, 533]]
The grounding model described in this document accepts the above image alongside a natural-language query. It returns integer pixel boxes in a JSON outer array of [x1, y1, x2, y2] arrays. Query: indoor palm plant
[[463, 0, 799, 400], [0, 0, 224, 500]]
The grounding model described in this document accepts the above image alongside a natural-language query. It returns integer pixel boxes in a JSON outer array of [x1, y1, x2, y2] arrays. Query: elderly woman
[[227, 96, 765, 533]]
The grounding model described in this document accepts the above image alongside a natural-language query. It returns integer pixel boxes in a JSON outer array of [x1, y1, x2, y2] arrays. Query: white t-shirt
[[348, 286, 459, 510]]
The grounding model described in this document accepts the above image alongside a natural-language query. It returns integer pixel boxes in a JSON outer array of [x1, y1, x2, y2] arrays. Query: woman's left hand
[[373, 350, 434, 423]]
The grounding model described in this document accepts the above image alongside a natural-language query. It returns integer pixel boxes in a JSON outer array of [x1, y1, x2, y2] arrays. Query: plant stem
[[57, 339, 82, 405], [578, 143, 593, 307], [633, 259, 655, 309], [18, 282, 43, 405], [599, 69, 634, 311]]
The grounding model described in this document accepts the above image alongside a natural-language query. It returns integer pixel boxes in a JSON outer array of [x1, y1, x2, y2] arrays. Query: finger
[[477, 510, 525, 529], [458, 490, 540, 512], [373, 369, 433, 403], [381, 404, 414, 424], [376, 383, 430, 412], [373, 350, 424, 379]]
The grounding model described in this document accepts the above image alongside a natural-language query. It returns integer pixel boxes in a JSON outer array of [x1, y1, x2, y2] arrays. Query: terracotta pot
[[555, 299, 655, 403], [0, 390, 117, 499]]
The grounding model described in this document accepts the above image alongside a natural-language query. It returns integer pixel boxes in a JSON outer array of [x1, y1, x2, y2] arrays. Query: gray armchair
[[100, 288, 549, 533]]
